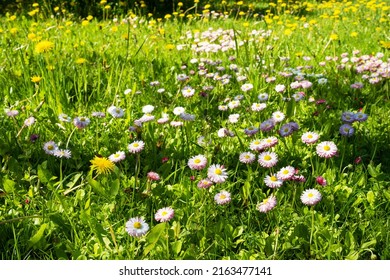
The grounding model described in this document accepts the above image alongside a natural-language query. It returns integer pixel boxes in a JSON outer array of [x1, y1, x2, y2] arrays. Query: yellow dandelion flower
[[330, 33, 338, 40], [82, 20, 89, 26], [35, 40, 54, 53], [75, 58, 87, 64], [54, 7, 60, 12], [32, 3, 39, 7], [104, 5, 111, 10], [31, 76, 42, 83], [350, 32, 358, 37], [28, 10, 38, 16], [90, 156, 115, 176], [28, 33, 37, 40], [10, 28, 18, 34], [380, 41, 390, 49], [165, 44, 175, 50], [87, 15, 93, 21]]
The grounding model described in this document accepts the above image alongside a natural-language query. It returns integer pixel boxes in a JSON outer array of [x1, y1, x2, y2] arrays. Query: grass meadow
[[0, 0, 389, 260]]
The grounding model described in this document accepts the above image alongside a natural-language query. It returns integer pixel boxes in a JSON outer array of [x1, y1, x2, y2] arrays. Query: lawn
[[0, 0, 389, 260]]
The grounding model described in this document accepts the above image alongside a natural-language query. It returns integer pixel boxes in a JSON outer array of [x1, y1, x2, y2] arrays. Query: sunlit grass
[[0, 0, 389, 260]]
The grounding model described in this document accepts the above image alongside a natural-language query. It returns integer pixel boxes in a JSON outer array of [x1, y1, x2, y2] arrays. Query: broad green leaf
[[146, 222, 166, 244], [356, 174, 366, 187], [367, 164, 379, 178], [110, 178, 120, 198], [361, 239, 377, 249], [264, 236, 274, 257], [367, 191, 375, 205], [144, 223, 166, 257], [91, 217, 106, 246], [242, 181, 250, 202], [351, 196, 363, 207], [286, 99, 296, 119], [66, 173, 82, 189], [88, 178, 105, 196], [171, 241, 182, 255], [50, 213, 72, 239], [38, 162, 54, 184], [28, 223, 48, 247], [3, 178, 15, 193], [171, 221, 181, 239], [345, 251, 359, 260], [233, 225, 245, 239]]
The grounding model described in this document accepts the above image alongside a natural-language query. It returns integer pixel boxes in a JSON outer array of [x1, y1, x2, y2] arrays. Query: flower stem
[[309, 206, 315, 257]]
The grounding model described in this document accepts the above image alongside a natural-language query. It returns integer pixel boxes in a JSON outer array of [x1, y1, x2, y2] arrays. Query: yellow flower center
[[263, 198, 269, 204], [270, 176, 277, 181], [308, 134, 313, 138], [133, 143, 139, 147], [254, 141, 260, 145], [324, 145, 330, 151], [133, 222, 141, 229], [264, 155, 272, 161], [283, 170, 289, 174], [161, 211, 168, 216], [308, 193, 314, 198], [219, 194, 226, 199], [215, 168, 222, 175], [194, 159, 201, 164]]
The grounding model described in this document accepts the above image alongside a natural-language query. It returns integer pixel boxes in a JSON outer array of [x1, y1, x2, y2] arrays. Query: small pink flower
[[316, 176, 327, 186], [354, 156, 362, 164], [147, 171, 160, 181]]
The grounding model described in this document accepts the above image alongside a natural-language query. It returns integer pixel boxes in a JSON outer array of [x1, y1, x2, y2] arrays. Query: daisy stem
[[166, 223, 170, 259], [133, 153, 140, 202], [292, 182, 297, 209], [310, 145, 315, 175], [66, 127, 77, 149], [59, 158, 63, 189], [183, 123, 191, 155], [339, 137, 347, 175], [309, 206, 315, 257]]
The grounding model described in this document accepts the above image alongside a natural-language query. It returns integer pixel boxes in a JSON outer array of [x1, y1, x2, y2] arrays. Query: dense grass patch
[[0, 0, 389, 260]]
